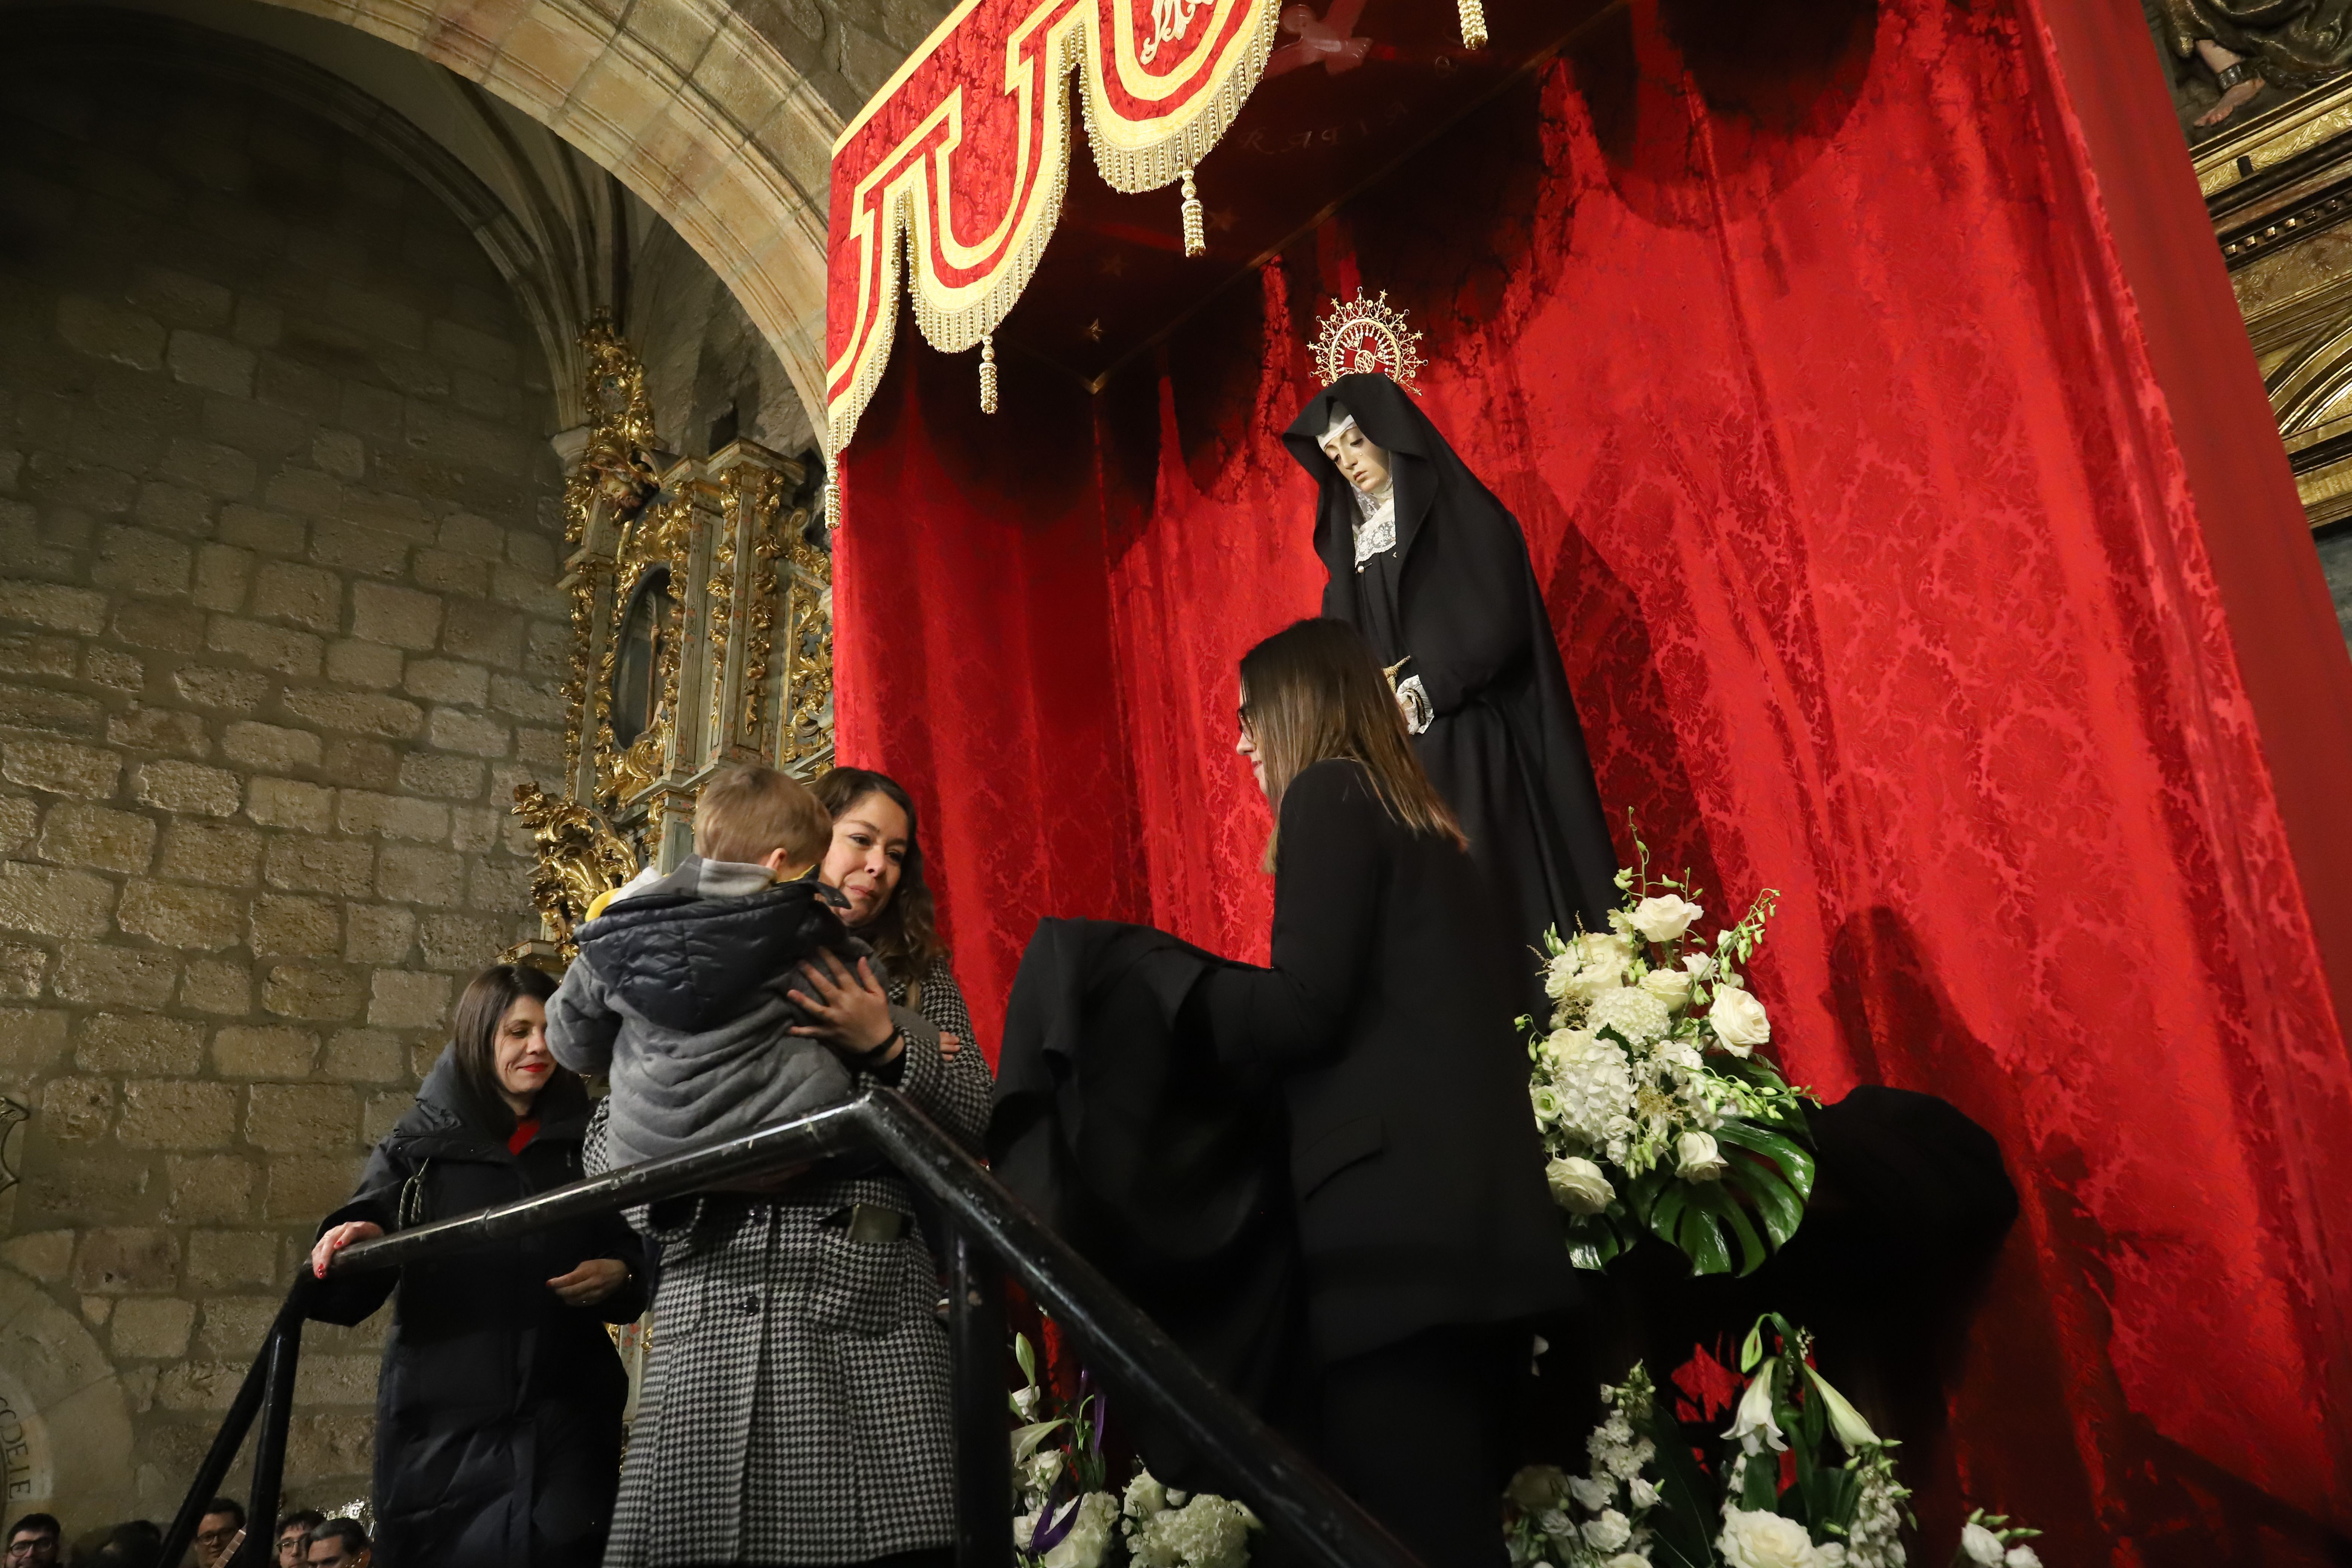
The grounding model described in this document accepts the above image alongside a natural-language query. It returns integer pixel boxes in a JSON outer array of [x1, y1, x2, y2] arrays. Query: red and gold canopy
[[824, 0, 1606, 457], [824, 0, 1279, 453]]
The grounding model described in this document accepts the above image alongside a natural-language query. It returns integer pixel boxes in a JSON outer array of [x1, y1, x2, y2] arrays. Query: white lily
[[1721, 1358, 1788, 1455], [1802, 1363, 1881, 1452]]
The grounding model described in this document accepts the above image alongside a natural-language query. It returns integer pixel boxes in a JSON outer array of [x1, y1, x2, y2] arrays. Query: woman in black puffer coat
[[307, 963, 648, 1568]]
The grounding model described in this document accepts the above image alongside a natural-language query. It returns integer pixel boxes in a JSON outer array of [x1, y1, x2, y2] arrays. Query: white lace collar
[[1351, 482, 1397, 570]]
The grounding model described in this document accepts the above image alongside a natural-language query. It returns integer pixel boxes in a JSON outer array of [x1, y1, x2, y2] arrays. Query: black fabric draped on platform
[[988, 919, 1300, 1487], [1283, 374, 1619, 1002]]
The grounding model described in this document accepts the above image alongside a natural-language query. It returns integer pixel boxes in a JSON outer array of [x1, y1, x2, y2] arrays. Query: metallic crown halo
[[1311, 289, 1426, 390]]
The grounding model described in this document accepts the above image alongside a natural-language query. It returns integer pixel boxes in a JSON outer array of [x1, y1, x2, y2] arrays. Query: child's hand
[[941, 1033, 963, 1060], [788, 952, 900, 1062]]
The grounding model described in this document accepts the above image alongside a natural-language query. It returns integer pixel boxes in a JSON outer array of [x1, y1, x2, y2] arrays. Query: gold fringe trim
[[1458, 0, 1488, 49], [827, 0, 1279, 455]]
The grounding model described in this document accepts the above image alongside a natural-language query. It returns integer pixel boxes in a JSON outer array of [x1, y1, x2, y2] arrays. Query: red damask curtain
[[837, 0, 2352, 1557]]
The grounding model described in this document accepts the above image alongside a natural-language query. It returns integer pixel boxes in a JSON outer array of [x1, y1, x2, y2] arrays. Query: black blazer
[[1202, 758, 1580, 1363]]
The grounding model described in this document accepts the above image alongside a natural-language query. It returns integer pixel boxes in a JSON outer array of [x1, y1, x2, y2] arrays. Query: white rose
[[1546, 1156, 1615, 1214], [1040, 1492, 1120, 1568], [1574, 931, 1637, 970], [1603, 1557, 1652, 1568], [1122, 1469, 1169, 1519], [1530, 1083, 1564, 1126], [1567, 1474, 1613, 1511], [1504, 1465, 1570, 1511], [1707, 984, 1771, 1055], [1629, 1478, 1658, 1508], [1676, 1130, 1730, 1182], [1639, 967, 1694, 1009], [1718, 1506, 1823, 1568], [2004, 1550, 2042, 1568], [1960, 1523, 2006, 1565], [1626, 894, 1703, 944], [1582, 1509, 1632, 1552]]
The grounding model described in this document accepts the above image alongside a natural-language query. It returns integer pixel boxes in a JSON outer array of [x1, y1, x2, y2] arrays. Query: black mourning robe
[[1283, 375, 1619, 1008]]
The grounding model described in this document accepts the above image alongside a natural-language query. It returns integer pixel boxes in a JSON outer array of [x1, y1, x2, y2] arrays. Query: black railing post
[[155, 1321, 279, 1568], [946, 1227, 1012, 1568], [234, 1309, 304, 1568]]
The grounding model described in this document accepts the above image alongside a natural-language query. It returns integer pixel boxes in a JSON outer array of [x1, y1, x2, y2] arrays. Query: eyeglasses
[[6, 1542, 58, 1561], [197, 1528, 242, 1547]]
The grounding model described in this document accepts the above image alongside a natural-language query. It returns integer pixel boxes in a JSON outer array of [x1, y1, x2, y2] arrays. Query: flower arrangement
[[1504, 1316, 2043, 1568], [1528, 824, 1816, 1274], [1009, 1330, 1260, 1568]]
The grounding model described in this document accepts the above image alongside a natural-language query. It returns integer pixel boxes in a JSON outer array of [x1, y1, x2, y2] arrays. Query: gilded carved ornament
[[507, 782, 641, 960]]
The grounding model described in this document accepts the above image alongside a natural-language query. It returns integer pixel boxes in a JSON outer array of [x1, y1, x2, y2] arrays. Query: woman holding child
[[555, 762, 992, 1568]]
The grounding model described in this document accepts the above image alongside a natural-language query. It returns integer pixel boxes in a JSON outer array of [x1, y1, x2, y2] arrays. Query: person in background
[[191, 1501, 243, 1568], [3, 1516, 58, 1568], [303, 1521, 370, 1568], [307, 964, 646, 1568], [66, 1522, 158, 1568], [273, 1514, 325, 1568]]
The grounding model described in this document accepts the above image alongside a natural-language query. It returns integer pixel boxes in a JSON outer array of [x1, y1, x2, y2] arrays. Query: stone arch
[[240, 0, 852, 444]]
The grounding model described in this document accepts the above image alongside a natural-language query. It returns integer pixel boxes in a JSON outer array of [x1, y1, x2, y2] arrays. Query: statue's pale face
[[1320, 423, 1392, 496]]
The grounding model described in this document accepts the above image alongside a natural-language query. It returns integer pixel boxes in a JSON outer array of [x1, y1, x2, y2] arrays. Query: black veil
[[1283, 372, 1620, 975]]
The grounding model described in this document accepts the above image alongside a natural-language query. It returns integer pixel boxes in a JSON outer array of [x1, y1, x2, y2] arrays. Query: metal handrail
[[158, 1088, 1423, 1568]]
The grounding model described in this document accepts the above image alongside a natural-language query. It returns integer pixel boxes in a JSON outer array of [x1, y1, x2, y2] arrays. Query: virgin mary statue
[[1283, 371, 1619, 992]]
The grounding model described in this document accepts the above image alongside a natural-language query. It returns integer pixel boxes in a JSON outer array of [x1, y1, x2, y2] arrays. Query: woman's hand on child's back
[[788, 952, 901, 1064]]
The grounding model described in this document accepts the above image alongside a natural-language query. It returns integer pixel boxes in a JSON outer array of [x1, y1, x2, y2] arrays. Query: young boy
[[546, 762, 866, 1167]]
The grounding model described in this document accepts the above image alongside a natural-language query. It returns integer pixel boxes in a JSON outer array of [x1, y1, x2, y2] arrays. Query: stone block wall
[[0, 59, 570, 1525]]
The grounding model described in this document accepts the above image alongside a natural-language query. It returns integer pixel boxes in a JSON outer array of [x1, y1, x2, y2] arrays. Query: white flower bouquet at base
[[1007, 1328, 1260, 1568], [1528, 821, 1817, 1275], [1506, 1314, 2044, 1568]]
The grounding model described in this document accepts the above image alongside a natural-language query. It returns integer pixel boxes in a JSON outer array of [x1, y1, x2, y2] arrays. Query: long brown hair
[[449, 963, 562, 1136], [1239, 618, 1465, 867], [811, 767, 946, 972]]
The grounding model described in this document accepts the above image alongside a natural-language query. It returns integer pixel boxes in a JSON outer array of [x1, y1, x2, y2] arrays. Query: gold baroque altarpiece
[[513, 321, 835, 962]]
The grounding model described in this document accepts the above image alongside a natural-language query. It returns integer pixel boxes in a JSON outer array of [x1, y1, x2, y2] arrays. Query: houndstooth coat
[[591, 956, 991, 1568]]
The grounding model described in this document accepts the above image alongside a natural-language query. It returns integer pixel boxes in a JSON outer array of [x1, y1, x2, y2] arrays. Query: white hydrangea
[[1547, 1032, 1633, 1147], [1587, 987, 1673, 1047], [1126, 1493, 1258, 1568]]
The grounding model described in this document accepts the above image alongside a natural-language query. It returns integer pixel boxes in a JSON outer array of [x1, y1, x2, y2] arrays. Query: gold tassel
[[1181, 168, 1206, 259], [979, 336, 999, 415], [824, 458, 839, 530], [1458, 0, 1487, 49]]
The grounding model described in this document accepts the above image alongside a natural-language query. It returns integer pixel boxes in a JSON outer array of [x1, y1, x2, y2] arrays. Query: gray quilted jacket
[[546, 856, 862, 1169]]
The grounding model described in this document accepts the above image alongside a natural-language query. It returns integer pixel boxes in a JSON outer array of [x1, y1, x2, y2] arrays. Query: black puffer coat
[[310, 1051, 648, 1568]]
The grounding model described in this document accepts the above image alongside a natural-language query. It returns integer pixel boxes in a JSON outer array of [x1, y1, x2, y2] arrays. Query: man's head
[[694, 762, 830, 879], [195, 1498, 245, 1567], [3, 1516, 59, 1568], [304, 1519, 369, 1568], [274, 1512, 325, 1568]]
